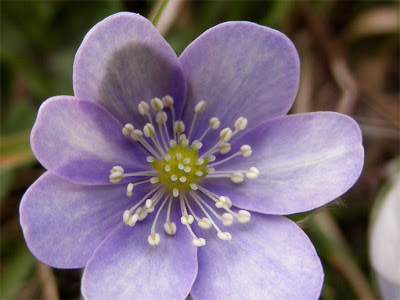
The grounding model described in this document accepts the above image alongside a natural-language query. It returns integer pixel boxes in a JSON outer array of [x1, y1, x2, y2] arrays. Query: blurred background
[[1, 1, 399, 299]]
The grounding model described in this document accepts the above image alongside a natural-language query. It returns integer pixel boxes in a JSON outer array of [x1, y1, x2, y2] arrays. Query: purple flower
[[20, 12, 364, 299]]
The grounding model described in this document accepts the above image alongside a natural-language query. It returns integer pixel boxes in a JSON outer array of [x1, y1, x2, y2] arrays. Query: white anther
[[219, 142, 231, 154], [148, 233, 160, 246], [176, 153, 182, 160], [246, 167, 259, 179], [169, 140, 177, 147], [136, 207, 148, 221], [190, 183, 198, 190], [122, 123, 134, 136], [138, 101, 149, 115], [178, 163, 184, 170], [231, 173, 244, 183], [182, 139, 189, 147], [208, 155, 216, 162], [209, 117, 220, 129], [222, 213, 234, 226], [123, 210, 131, 224], [240, 145, 252, 157], [109, 171, 124, 184], [171, 175, 178, 181], [147, 156, 155, 162], [206, 168, 215, 174], [110, 166, 124, 173], [156, 111, 168, 125], [179, 134, 187, 141], [194, 100, 206, 113], [165, 165, 171, 172], [183, 158, 191, 164], [130, 129, 143, 141], [196, 158, 205, 165], [164, 222, 177, 235], [195, 171, 203, 176], [184, 166, 191, 173], [164, 155, 171, 162], [192, 140, 203, 150], [128, 214, 138, 227], [143, 123, 155, 138], [150, 177, 159, 184], [234, 117, 248, 131], [224, 196, 233, 208], [181, 215, 194, 225], [174, 121, 185, 134], [151, 97, 164, 111], [180, 176, 187, 183], [145, 199, 154, 212], [237, 210, 251, 224], [215, 196, 228, 208], [192, 238, 206, 247], [217, 232, 232, 241], [126, 183, 134, 196], [162, 95, 174, 107], [220, 128, 233, 142], [173, 188, 179, 197], [198, 217, 212, 229]]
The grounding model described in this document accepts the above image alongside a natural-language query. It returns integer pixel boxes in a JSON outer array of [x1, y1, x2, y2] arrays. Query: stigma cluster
[[109, 96, 259, 247]]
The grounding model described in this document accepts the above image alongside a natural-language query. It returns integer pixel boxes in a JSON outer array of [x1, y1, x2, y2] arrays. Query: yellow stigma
[[151, 140, 209, 193]]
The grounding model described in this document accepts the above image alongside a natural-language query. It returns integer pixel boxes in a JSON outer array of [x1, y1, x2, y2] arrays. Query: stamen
[[148, 195, 169, 246], [188, 100, 206, 141], [231, 173, 244, 183], [164, 196, 177, 235], [138, 101, 149, 115], [151, 97, 164, 111], [219, 142, 231, 154], [174, 121, 185, 140], [198, 117, 220, 142], [246, 167, 260, 179], [122, 123, 134, 136], [233, 117, 248, 133], [126, 179, 151, 196]]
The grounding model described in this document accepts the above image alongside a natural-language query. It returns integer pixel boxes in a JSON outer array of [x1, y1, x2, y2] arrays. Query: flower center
[[109, 95, 259, 247], [150, 139, 210, 194]]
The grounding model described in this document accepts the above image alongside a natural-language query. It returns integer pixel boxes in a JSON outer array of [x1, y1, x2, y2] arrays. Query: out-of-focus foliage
[[1, 1, 398, 299]]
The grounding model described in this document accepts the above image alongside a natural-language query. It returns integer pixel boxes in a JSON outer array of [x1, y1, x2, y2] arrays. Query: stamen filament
[[150, 196, 169, 234], [207, 152, 241, 167]]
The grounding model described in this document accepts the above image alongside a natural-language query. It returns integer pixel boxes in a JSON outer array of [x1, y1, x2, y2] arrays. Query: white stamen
[[136, 207, 148, 221], [217, 231, 232, 241], [109, 170, 124, 183], [145, 199, 154, 212], [234, 117, 248, 131], [122, 123, 134, 136], [151, 97, 164, 111], [183, 158, 191, 164], [219, 142, 231, 154], [173, 188, 179, 197], [162, 95, 174, 107], [209, 117, 220, 129], [150, 177, 159, 184], [174, 121, 185, 135], [194, 100, 206, 113], [207, 155, 216, 162], [181, 215, 194, 225], [155, 111, 167, 125], [164, 155, 171, 162], [130, 129, 143, 141], [240, 145, 252, 157], [192, 238, 206, 247], [195, 171, 203, 176], [171, 175, 178, 181], [184, 166, 191, 173], [148, 233, 160, 246], [165, 165, 171, 172], [138, 101, 149, 115], [110, 166, 124, 173], [169, 140, 177, 148], [123, 210, 131, 224], [191, 140, 203, 150], [147, 156, 155, 162], [190, 183, 198, 190], [176, 153, 182, 160], [196, 158, 204, 165], [126, 183, 134, 196], [222, 213, 234, 226], [164, 222, 177, 235], [231, 173, 244, 183], [128, 214, 138, 227], [237, 210, 251, 223], [220, 128, 233, 142], [246, 167, 259, 179], [198, 217, 212, 229], [180, 176, 187, 183], [143, 123, 155, 138], [178, 163, 184, 170]]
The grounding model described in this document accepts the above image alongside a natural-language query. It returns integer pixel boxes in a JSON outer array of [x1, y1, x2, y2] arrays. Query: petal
[[31, 96, 148, 185], [19, 172, 137, 268], [180, 21, 299, 142], [204, 112, 364, 215], [73, 12, 186, 125], [191, 213, 323, 299], [81, 209, 198, 300]]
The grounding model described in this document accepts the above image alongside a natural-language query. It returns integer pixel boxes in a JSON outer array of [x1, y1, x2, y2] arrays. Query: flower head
[[20, 12, 364, 299]]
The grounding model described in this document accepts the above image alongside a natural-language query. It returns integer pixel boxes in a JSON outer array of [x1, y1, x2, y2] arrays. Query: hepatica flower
[[20, 12, 364, 299]]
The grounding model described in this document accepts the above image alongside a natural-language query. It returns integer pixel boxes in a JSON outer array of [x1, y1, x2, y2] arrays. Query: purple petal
[[180, 21, 299, 143], [31, 96, 148, 185], [191, 213, 323, 299], [20, 172, 137, 268], [73, 12, 186, 125], [204, 112, 364, 215], [82, 209, 198, 300]]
